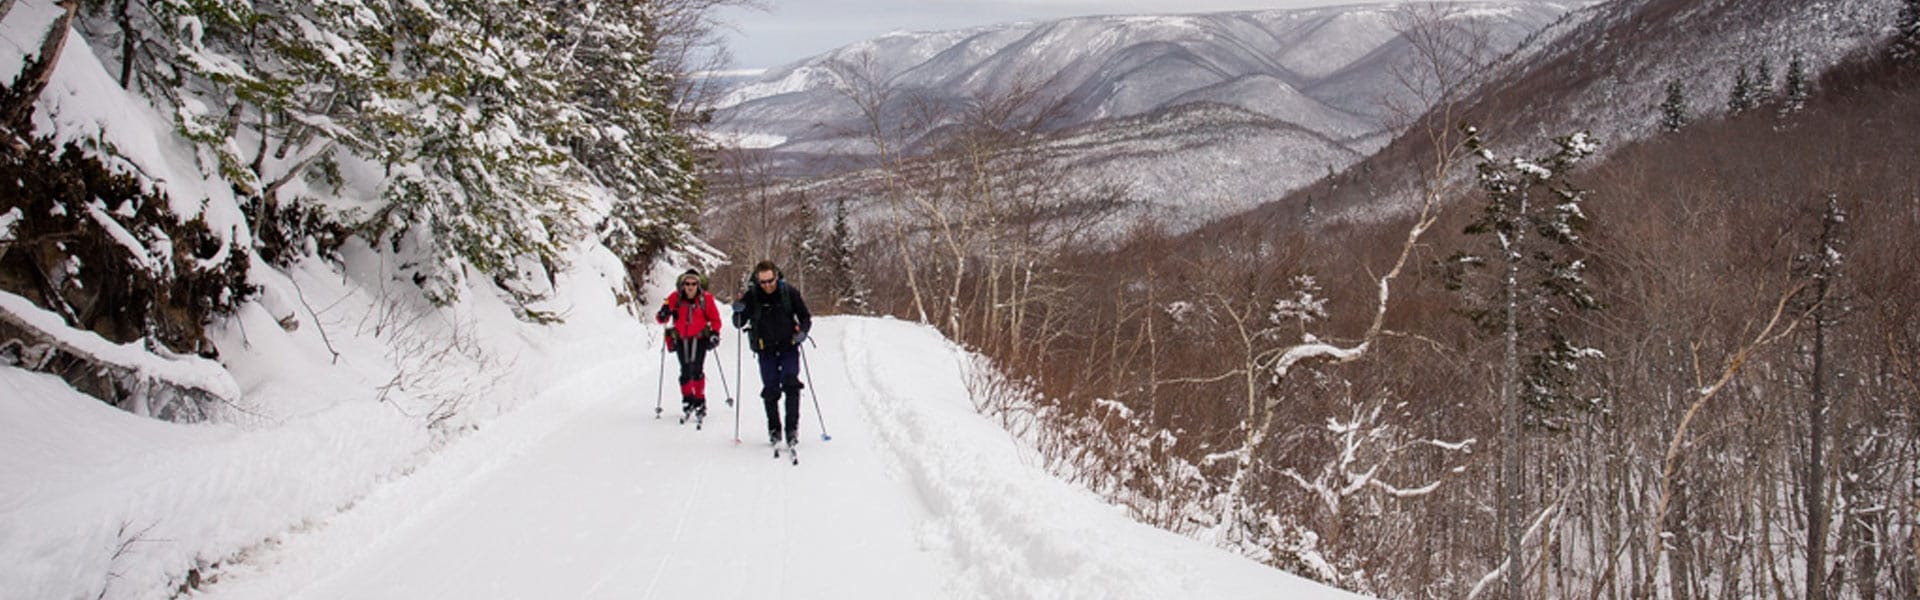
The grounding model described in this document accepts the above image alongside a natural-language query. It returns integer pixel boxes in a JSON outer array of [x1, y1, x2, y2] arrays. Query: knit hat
[[678, 269, 707, 290]]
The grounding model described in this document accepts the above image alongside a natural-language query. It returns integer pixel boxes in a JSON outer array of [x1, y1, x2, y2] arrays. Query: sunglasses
[[680, 280, 700, 287], [757, 278, 777, 285]]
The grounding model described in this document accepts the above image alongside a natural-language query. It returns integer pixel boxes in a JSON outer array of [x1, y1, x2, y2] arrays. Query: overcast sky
[[714, 0, 1413, 70]]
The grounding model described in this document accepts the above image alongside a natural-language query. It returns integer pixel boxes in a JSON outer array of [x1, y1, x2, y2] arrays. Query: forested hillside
[[704, 2, 1920, 597]]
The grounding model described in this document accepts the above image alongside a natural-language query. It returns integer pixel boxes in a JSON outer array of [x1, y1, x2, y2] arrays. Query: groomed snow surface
[[3, 295, 1366, 598]]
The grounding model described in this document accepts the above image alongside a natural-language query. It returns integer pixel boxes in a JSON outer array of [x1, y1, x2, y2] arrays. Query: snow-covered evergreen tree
[[1752, 57, 1776, 107], [1781, 52, 1811, 116], [96, 0, 397, 198], [367, 0, 603, 310], [1658, 79, 1689, 132], [1896, 0, 1920, 62], [1452, 128, 1603, 428], [177, 0, 403, 266], [825, 197, 871, 314], [1269, 274, 1328, 339], [77, 0, 704, 313], [1727, 65, 1757, 114], [1449, 126, 1602, 600], [552, 0, 703, 272], [789, 198, 822, 289]]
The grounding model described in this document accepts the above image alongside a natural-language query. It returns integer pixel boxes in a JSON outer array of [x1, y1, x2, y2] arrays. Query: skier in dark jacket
[[732, 260, 812, 447], [657, 269, 722, 421]]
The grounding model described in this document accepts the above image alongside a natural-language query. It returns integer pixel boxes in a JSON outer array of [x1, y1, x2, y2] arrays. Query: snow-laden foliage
[[1449, 126, 1602, 429], [1658, 80, 1690, 133], [0, 131, 252, 358], [355, 0, 609, 308], [550, 0, 702, 271], [2, 0, 706, 424], [1727, 64, 1759, 115], [1792, 195, 1849, 319], [80, 0, 703, 309], [1782, 52, 1812, 116], [1269, 274, 1330, 339], [788, 197, 822, 287], [1896, 0, 1920, 62], [823, 197, 871, 314]]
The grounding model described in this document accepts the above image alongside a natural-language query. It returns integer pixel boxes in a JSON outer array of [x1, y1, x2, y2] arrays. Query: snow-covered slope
[[1301, 0, 1904, 223], [1041, 103, 1367, 232], [710, 2, 1577, 161], [704, 2, 1581, 233], [3, 314, 1369, 599]]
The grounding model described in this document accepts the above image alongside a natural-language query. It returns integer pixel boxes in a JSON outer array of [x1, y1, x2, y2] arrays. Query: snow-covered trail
[[199, 319, 944, 598], [254, 394, 939, 599], [182, 317, 1366, 599]]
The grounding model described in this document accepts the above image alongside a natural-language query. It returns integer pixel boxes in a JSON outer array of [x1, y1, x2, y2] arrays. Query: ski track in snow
[[194, 319, 948, 599]]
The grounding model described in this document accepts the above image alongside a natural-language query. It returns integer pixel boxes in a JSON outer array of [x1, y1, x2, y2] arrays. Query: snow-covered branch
[[1284, 402, 1475, 516], [0, 292, 241, 421], [1468, 492, 1567, 600]]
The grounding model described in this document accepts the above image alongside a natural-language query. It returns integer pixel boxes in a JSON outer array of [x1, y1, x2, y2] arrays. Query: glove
[[701, 330, 718, 351], [793, 330, 808, 346], [655, 306, 670, 322]]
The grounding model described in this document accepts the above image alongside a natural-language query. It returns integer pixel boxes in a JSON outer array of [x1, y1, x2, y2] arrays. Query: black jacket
[[734, 280, 811, 352]]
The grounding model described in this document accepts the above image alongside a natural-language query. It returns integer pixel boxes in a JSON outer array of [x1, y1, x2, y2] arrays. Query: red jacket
[[657, 289, 722, 342]]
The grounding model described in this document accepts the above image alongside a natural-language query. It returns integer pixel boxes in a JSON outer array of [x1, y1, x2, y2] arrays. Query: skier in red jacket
[[656, 269, 723, 421]]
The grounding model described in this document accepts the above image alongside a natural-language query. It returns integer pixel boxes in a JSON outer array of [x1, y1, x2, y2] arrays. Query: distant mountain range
[[1272, 0, 1905, 227], [705, 1, 1582, 230]]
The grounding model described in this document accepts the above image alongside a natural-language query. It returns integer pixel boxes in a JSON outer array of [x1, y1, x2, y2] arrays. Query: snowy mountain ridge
[[1293, 0, 1906, 225], [706, 1, 1582, 234], [711, 1, 1578, 160]]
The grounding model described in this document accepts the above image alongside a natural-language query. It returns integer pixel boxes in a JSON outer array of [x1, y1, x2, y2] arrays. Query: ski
[[678, 405, 707, 429], [789, 443, 799, 466]]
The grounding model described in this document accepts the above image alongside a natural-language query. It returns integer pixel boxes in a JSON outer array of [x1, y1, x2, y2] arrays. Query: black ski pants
[[673, 337, 710, 405], [756, 345, 802, 440]]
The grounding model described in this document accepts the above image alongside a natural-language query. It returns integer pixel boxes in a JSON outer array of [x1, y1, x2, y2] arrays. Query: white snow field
[[5, 310, 1369, 599]]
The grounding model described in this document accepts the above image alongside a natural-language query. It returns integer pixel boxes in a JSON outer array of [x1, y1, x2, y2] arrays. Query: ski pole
[[654, 334, 667, 419], [798, 341, 831, 442], [711, 341, 735, 408], [733, 325, 741, 442], [709, 338, 739, 444]]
